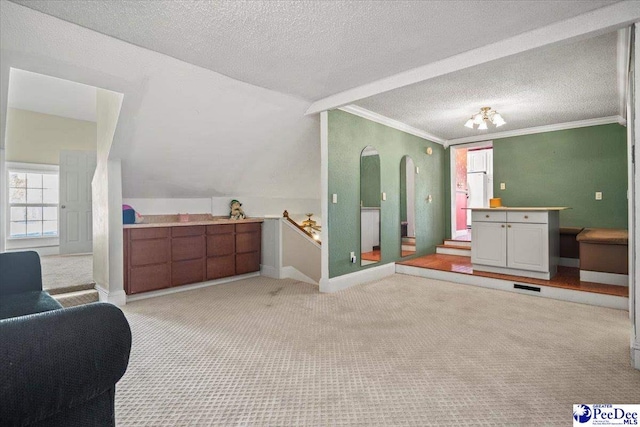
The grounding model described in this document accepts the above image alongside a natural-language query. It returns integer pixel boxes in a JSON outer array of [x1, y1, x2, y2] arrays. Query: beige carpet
[[40, 254, 93, 291], [117, 274, 640, 426]]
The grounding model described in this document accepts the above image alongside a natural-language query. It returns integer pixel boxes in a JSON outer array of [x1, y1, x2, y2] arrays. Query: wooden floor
[[398, 254, 628, 297], [361, 250, 381, 262]]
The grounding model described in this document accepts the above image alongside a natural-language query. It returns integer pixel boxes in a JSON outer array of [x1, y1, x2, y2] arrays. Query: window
[[9, 169, 59, 238]]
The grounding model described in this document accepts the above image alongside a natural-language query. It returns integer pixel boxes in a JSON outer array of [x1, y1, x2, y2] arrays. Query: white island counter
[[470, 207, 569, 280]]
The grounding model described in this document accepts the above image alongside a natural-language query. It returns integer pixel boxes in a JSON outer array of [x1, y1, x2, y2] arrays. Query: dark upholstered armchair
[[0, 251, 132, 426]]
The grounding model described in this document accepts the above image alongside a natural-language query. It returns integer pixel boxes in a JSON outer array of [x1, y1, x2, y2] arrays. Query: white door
[[467, 150, 487, 173], [466, 172, 487, 226], [59, 150, 96, 254], [471, 221, 507, 267], [507, 222, 548, 272]]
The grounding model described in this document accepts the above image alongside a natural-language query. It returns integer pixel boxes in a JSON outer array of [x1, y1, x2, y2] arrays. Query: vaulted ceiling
[[7, 0, 636, 144]]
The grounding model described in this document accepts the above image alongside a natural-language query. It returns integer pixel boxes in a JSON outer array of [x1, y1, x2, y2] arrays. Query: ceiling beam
[[306, 1, 640, 115]]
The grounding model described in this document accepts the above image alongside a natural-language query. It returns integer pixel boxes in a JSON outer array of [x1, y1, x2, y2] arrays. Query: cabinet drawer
[[236, 252, 260, 275], [471, 211, 506, 223], [236, 222, 261, 233], [506, 211, 548, 224], [207, 255, 236, 280], [130, 239, 171, 266], [172, 225, 204, 237], [207, 224, 235, 235], [130, 227, 171, 240], [207, 234, 235, 257], [172, 259, 205, 286], [129, 264, 170, 294], [236, 231, 260, 253], [172, 235, 205, 261]]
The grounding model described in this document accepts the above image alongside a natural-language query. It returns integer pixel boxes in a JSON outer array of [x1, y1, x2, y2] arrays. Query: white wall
[[93, 88, 125, 305], [122, 198, 212, 215], [0, 2, 320, 204]]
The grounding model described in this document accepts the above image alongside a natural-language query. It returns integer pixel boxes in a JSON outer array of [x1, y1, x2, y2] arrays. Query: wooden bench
[[576, 228, 628, 286]]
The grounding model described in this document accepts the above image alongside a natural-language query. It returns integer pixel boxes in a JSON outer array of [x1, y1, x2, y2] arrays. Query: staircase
[[402, 237, 416, 252], [436, 239, 471, 257], [47, 283, 99, 308]]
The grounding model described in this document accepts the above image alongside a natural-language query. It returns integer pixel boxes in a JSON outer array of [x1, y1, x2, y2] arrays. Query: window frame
[[6, 162, 60, 241]]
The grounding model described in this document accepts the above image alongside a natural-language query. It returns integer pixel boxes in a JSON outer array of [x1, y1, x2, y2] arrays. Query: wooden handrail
[[283, 210, 321, 245]]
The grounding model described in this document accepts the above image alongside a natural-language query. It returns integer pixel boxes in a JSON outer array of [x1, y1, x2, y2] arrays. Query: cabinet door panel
[[207, 255, 236, 279], [236, 252, 260, 275], [507, 223, 548, 272], [236, 231, 260, 253], [129, 264, 170, 294], [130, 239, 171, 266], [172, 225, 205, 237], [130, 227, 170, 240], [471, 222, 506, 267], [172, 235, 205, 261], [207, 234, 235, 257], [172, 259, 205, 286]]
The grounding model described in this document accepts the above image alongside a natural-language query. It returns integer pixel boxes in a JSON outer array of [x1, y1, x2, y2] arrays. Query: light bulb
[[464, 119, 475, 129], [473, 114, 483, 125]]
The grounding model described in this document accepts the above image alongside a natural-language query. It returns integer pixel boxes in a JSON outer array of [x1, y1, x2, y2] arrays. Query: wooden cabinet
[[124, 221, 262, 295], [206, 223, 261, 279], [471, 210, 559, 280]]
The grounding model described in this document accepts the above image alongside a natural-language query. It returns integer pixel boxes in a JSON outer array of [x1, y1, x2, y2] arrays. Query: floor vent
[[514, 284, 541, 292]]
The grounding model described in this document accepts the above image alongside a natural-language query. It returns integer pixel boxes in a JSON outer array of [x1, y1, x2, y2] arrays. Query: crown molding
[[338, 105, 447, 145], [307, 1, 640, 115], [447, 116, 625, 146]]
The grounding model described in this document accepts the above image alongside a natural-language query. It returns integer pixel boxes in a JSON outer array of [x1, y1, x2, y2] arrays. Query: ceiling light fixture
[[464, 107, 506, 130]]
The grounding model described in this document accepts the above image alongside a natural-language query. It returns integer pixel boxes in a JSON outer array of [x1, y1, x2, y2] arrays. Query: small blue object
[[122, 206, 136, 225]]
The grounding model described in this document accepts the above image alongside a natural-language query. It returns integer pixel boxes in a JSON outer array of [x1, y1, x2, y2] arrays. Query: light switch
[[382, 192, 387, 201], [500, 183, 506, 190], [595, 192, 603, 200], [427, 195, 433, 203], [332, 194, 338, 204], [416, 167, 419, 174]]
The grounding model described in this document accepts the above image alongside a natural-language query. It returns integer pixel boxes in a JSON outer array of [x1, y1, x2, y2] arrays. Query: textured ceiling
[[10, 0, 618, 102], [355, 32, 619, 141], [8, 68, 96, 122]]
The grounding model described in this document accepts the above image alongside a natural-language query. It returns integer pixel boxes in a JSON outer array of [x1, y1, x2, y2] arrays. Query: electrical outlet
[[350, 252, 356, 263], [500, 183, 506, 190], [595, 192, 603, 200], [427, 195, 433, 203], [332, 193, 337, 204]]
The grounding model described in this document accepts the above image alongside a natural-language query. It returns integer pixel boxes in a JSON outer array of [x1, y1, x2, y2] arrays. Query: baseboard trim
[[472, 264, 553, 280], [125, 272, 260, 303], [260, 264, 280, 279], [396, 264, 628, 310], [559, 257, 580, 268], [632, 341, 640, 370], [96, 286, 126, 307], [580, 270, 628, 286], [321, 263, 396, 293], [280, 266, 318, 285]]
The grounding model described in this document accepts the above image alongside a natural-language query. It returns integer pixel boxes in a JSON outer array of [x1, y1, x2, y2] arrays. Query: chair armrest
[[0, 303, 132, 426]]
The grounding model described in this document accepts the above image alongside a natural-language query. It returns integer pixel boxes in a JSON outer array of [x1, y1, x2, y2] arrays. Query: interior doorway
[[449, 141, 493, 240]]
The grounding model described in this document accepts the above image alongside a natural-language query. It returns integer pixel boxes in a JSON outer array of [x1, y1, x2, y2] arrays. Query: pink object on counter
[[178, 213, 190, 223]]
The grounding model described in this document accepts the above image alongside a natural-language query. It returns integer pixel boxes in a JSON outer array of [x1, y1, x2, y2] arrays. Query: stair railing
[[283, 210, 321, 245]]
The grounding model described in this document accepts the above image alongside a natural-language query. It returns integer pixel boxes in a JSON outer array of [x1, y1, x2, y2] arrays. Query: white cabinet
[[471, 221, 506, 267], [471, 209, 560, 280], [467, 150, 487, 173]]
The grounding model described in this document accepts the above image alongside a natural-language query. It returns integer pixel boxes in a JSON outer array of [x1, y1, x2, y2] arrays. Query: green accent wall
[[493, 123, 627, 228], [360, 154, 381, 207], [328, 110, 446, 278]]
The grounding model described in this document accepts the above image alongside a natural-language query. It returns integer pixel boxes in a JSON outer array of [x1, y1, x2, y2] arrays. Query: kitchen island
[[470, 207, 569, 280]]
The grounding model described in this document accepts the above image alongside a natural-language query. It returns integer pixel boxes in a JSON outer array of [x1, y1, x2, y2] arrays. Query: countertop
[[123, 217, 263, 229], [466, 207, 570, 211]]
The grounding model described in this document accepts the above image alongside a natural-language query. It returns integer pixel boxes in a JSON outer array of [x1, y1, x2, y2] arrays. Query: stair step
[[444, 239, 471, 248], [436, 244, 471, 257], [52, 289, 99, 308], [46, 282, 96, 295]]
